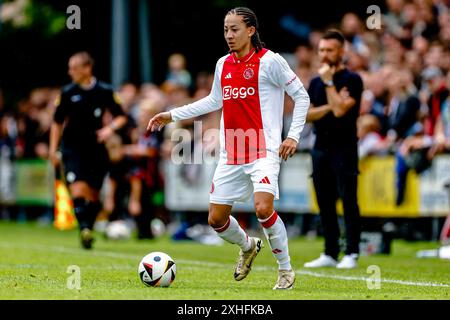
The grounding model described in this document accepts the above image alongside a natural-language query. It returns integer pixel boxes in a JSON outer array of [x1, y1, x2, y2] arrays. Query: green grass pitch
[[0, 221, 449, 300]]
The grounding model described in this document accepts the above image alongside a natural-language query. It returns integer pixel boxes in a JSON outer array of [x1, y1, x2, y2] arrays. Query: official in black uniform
[[303, 30, 363, 269], [49, 52, 127, 249]]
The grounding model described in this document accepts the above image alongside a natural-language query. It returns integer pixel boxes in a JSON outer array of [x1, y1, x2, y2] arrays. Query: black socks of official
[[73, 197, 101, 231]]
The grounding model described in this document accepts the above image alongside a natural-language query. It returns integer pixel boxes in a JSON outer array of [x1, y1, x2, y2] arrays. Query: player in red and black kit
[[49, 52, 127, 249]]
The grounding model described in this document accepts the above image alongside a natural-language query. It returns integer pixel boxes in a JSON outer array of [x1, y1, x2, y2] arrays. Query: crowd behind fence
[[0, 0, 449, 225]]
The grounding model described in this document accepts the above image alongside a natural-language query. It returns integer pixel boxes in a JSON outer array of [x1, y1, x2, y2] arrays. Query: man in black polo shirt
[[49, 52, 127, 249], [303, 30, 363, 269]]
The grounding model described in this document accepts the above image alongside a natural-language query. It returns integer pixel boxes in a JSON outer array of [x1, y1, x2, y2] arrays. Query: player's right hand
[[279, 138, 297, 161], [146, 111, 172, 136], [318, 63, 335, 83]]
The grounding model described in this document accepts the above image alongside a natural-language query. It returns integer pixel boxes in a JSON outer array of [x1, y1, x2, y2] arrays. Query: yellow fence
[[2, 156, 449, 218], [165, 154, 450, 217]]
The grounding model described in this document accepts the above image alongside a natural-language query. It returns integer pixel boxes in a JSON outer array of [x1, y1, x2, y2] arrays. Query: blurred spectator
[[383, 0, 406, 39], [424, 42, 445, 69], [104, 133, 129, 222], [122, 99, 164, 239], [346, 46, 369, 72], [357, 114, 389, 158], [163, 83, 191, 109], [30, 88, 56, 160], [404, 50, 424, 89], [430, 70, 450, 154], [382, 33, 407, 66], [386, 68, 421, 141], [308, 30, 324, 52], [15, 98, 40, 159], [139, 83, 168, 111], [341, 12, 370, 60], [438, 10, 450, 47], [163, 53, 192, 89], [422, 66, 448, 135], [294, 44, 316, 89], [103, 101, 138, 224], [395, 116, 434, 205], [118, 82, 139, 122], [412, 35, 430, 57], [194, 71, 214, 92], [415, 0, 440, 40], [360, 71, 390, 135], [0, 114, 17, 160]]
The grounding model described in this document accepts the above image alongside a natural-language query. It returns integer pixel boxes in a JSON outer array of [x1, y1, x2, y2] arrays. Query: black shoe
[[137, 232, 154, 240], [80, 228, 94, 249]]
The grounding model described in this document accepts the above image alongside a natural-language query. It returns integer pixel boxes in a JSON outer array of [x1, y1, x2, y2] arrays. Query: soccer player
[[147, 7, 310, 289], [49, 51, 127, 249], [303, 30, 363, 269]]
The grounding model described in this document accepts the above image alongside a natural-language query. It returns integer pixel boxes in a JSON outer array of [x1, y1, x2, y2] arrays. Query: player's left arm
[[325, 85, 356, 118], [270, 54, 310, 161], [321, 67, 363, 118], [97, 91, 128, 143], [49, 92, 69, 168], [279, 86, 310, 160]]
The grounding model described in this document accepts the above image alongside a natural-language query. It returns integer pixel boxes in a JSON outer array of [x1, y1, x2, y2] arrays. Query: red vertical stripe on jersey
[[222, 49, 268, 165]]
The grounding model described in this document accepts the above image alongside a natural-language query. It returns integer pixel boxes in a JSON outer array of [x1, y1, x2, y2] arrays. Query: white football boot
[[303, 253, 337, 268], [336, 254, 358, 269]]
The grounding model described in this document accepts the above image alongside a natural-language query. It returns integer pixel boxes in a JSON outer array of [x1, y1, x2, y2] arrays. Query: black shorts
[[62, 147, 109, 191]]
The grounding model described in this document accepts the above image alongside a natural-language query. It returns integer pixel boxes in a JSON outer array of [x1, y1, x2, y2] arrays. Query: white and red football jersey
[[170, 48, 310, 165]]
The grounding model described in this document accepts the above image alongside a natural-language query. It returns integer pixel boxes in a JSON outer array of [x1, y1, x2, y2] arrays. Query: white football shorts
[[209, 152, 281, 206]]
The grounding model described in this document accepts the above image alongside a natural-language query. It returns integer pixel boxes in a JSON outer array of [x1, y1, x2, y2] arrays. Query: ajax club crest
[[243, 68, 254, 80]]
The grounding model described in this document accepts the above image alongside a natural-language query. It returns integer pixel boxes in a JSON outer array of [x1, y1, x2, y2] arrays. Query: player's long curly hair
[[227, 7, 265, 53]]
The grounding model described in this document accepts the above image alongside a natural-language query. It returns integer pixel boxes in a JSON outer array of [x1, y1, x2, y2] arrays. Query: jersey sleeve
[[53, 92, 69, 124], [269, 53, 310, 143], [107, 90, 126, 117], [170, 58, 223, 121], [307, 77, 320, 107], [348, 74, 363, 104], [268, 53, 304, 96]]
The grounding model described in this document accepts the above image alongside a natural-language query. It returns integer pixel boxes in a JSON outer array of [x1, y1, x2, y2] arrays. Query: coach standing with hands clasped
[[303, 30, 363, 269]]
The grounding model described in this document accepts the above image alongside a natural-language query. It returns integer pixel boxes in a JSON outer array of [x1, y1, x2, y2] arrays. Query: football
[[138, 252, 176, 287]]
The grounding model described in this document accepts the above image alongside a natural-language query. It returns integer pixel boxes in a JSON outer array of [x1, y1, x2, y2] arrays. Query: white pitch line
[[297, 270, 450, 288], [1, 242, 449, 288]]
